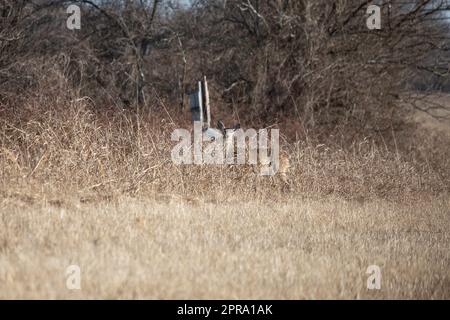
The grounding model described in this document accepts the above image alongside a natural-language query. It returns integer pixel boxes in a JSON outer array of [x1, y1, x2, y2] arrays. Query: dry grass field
[[0, 96, 449, 299], [0, 195, 449, 299], [3, 0, 450, 301]]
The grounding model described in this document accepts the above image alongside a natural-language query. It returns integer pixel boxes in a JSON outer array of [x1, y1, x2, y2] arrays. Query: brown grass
[[0, 96, 449, 299], [0, 195, 448, 299]]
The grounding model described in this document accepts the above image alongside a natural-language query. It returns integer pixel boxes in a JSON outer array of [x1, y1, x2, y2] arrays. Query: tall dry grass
[[1, 94, 449, 203], [1, 94, 449, 299]]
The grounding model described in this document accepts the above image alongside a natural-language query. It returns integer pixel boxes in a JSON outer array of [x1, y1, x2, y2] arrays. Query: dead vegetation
[[1, 92, 449, 299], [0, 194, 449, 299], [1, 0, 450, 299], [1, 93, 449, 203]]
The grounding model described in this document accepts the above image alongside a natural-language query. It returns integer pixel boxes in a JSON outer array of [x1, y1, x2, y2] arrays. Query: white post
[[203, 76, 211, 129], [197, 81, 203, 126]]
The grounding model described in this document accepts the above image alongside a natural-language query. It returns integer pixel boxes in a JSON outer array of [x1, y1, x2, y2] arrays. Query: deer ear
[[217, 120, 225, 134]]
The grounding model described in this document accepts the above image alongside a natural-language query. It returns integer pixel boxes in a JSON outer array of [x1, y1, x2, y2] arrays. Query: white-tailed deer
[[214, 120, 291, 191]]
